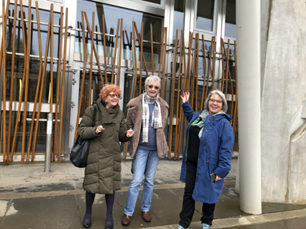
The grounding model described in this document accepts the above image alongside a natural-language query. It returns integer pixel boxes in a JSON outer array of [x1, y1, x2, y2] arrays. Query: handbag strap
[[92, 104, 97, 127]]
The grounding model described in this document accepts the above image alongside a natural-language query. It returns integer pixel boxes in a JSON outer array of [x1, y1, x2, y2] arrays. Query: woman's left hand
[[126, 128, 134, 138], [215, 175, 222, 181]]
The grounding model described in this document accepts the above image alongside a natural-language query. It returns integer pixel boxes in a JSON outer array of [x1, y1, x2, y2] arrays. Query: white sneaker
[[177, 225, 188, 229], [202, 223, 211, 229]]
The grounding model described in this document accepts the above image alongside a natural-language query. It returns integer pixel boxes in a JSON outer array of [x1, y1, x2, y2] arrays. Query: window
[[225, 0, 236, 38], [75, 0, 164, 63], [195, 0, 215, 32], [173, 0, 185, 42]]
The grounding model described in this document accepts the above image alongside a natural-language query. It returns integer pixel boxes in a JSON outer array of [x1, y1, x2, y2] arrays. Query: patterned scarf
[[192, 109, 224, 139], [142, 92, 162, 143]]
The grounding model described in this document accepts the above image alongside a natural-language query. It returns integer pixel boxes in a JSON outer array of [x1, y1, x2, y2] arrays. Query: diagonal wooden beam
[[111, 19, 120, 84], [31, 4, 53, 162], [26, 1, 44, 163], [7, 0, 18, 162], [52, 6, 63, 162], [117, 18, 123, 86], [58, 7, 68, 162], [74, 11, 87, 142], [169, 29, 178, 159]]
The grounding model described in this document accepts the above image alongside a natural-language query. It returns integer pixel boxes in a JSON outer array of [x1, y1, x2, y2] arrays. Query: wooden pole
[[117, 18, 123, 86], [191, 34, 197, 108], [124, 21, 138, 161], [195, 33, 199, 112], [174, 31, 183, 160], [83, 13, 104, 87], [74, 11, 87, 141], [21, 0, 32, 163], [161, 27, 167, 99], [176, 33, 192, 160], [157, 28, 165, 77], [169, 29, 178, 159], [133, 23, 149, 77], [200, 34, 206, 110], [204, 36, 214, 101], [232, 40, 238, 136], [102, 14, 107, 85], [31, 3, 52, 162], [7, 0, 18, 162], [132, 21, 137, 98], [1, 0, 9, 163], [111, 19, 120, 84], [150, 23, 154, 75], [225, 39, 230, 98], [57, 7, 68, 161], [211, 36, 216, 91], [185, 32, 193, 92], [88, 12, 95, 106], [138, 22, 143, 95], [10, 0, 28, 162], [52, 6, 63, 162], [26, 2, 44, 163], [221, 38, 225, 92]]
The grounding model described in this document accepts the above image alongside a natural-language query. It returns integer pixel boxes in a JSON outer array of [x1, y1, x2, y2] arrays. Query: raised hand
[[180, 92, 190, 104], [126, 128, 134, 138]]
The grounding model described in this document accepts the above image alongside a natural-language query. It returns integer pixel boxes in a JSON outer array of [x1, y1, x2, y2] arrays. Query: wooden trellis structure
[[0, 0, 238, 164], [0, 0, 68, 164]]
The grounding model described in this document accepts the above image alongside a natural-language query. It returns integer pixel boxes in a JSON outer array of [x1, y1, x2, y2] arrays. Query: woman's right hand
[[95, 125, 105, 134], [180, 92, 190, 104]]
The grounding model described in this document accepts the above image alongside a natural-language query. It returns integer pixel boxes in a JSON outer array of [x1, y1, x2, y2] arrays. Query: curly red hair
[[99, 84, 122, 102]]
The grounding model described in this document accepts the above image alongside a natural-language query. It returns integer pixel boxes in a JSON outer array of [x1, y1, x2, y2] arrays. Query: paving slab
[[0, 195, 82, 229]]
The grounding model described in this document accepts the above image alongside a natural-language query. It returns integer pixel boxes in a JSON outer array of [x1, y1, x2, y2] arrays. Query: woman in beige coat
[[122, 75, 169, 226], [78, 84, 134, 229]]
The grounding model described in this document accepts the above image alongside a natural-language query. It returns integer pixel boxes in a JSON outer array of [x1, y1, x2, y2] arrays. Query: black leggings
[[179, 160, 215, 228]]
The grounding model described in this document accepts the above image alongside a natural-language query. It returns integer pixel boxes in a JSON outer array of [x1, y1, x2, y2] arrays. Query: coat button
[[213, 117, 216, 119], [207, 159, 209, 162]]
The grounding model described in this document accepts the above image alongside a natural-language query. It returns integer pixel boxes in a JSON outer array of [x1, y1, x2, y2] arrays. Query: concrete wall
[[261, 0, 306, 203]]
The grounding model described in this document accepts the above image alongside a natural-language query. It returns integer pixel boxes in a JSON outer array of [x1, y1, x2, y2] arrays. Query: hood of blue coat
[[213, 112, 232, 122]]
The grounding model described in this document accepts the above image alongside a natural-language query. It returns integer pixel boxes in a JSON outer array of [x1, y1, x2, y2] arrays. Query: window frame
[[193, 0, 219, 35]]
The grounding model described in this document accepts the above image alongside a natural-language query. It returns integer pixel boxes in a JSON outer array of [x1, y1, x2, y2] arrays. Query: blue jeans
[[124, 149, 159, 216]]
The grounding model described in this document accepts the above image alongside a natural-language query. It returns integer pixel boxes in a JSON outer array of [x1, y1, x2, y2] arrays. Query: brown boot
[[142, 211, 151, 222], [122, 214, 131, 226]]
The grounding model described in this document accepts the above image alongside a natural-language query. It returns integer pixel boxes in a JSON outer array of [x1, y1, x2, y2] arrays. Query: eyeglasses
[[147, 85, 159, 90], [108, 94, 120, 98], [209, 99, 222, 104]]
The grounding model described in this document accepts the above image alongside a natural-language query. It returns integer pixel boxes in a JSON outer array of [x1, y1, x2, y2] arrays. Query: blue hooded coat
[[180, 102, 234, 204]]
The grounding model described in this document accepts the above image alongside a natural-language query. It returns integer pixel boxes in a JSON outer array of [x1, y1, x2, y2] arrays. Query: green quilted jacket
[[78, 98, 131, 194]]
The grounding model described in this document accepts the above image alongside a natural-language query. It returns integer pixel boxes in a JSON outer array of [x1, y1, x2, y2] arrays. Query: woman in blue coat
[[177, 90, 234, 229]]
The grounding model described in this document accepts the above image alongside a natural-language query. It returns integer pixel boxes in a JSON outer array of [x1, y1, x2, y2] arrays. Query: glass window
[[5, 5, 61, 103], [225, 0, 236, 38], [7, 4, 61, 58], [196, 0, 215, 31], [75, 0, 164, 63], [173, 0, 185, 43]]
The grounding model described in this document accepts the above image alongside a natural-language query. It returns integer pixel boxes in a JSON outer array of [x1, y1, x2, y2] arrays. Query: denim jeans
[[124, 149, 159, 216]]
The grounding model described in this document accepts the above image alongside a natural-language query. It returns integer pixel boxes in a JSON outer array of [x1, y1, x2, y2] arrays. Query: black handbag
[[70, 104, 97, 168]]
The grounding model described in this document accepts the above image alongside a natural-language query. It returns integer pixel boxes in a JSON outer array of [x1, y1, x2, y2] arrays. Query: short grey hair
[[204, 89, 228, 113], [145, 75, 161, 88]]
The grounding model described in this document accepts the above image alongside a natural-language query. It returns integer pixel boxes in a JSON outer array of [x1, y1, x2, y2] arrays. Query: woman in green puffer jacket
[[78, 84, 134, 229]]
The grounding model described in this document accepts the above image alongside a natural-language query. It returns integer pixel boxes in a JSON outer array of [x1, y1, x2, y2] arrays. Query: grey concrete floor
[[0, 158, 305, 229]]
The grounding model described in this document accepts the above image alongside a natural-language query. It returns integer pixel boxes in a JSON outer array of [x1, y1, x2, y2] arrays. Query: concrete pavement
[[0, 158, 305, 229]]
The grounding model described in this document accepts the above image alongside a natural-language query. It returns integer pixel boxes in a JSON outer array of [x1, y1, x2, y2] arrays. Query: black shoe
[[105, 221, 113, 229], [82, 218, 91, 228]]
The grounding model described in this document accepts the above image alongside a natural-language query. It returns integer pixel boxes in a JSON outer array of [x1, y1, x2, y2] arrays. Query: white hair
[[204, 89, 228, 113]]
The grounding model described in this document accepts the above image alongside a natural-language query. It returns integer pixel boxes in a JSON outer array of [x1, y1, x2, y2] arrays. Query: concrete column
[[236, 0, 261, 214]]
